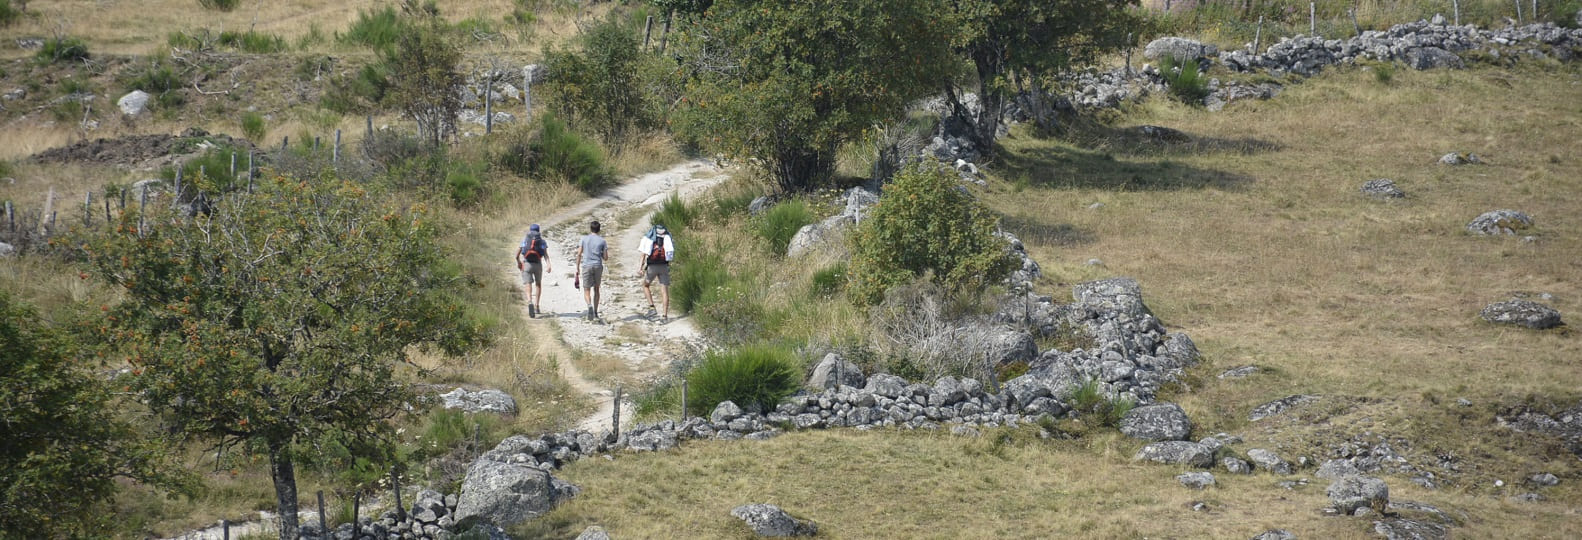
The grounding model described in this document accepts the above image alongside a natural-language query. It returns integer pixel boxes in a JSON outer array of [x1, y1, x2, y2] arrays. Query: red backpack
[[520, 235, 546, 263], [647, 235, 667, 264]]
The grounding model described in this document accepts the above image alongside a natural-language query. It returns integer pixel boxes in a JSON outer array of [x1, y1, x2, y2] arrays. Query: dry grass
[[521, 428, 1582, 539]]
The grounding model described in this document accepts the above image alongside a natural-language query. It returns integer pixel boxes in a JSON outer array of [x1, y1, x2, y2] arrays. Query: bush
[[217, 30, 287, 53], [1068, 378, 1135, 427], [0, 1, 21, 27], [160, 142, 245, 192], [755, 200, 814, 256], [1160, 57, 1210, 105], [37, 37, 89, 64], [240, 112, 267, 142], [321, 63, 391, 114], [539, 15, 651, 146], [445, 160, 486, 207], [848, 163, 1016, 305], [685, 344, 801, 415], [339, 7, 406, 50], [530, 114, 613, 193], [198, 0, 240, 11], [651, 194, 697, 234], [672, 247, 728, 316], [810, 262, 846, 299], [125, 64, 181, 95]]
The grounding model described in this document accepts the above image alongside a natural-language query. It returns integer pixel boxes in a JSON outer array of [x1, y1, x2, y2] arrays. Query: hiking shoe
[[528, 303, 536, 318], [646, 305, 657, 318], [586, 307, 594, 321]]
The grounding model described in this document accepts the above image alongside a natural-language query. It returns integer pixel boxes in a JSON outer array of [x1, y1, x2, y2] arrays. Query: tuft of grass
[[671, 248, 728, 316], [684, 344, 802, 415], [197, 0, 240, 11], [217, 30, 287, 53], [36, 37, 89, 64], [1159, 57, 1210, 105], [0, 1, 21, 27], [338, 7, 406, 51], [650, 194, 696, 234], [810, 262, 846, 299], [240, 112, 267, 142], [530, 114, 614, 193], [754, 199, 814, 256]]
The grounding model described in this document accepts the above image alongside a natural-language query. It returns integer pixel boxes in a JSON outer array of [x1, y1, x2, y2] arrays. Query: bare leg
[[660, 284, 670, 318]]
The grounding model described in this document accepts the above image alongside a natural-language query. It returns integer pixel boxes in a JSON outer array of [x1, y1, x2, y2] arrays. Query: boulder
[[117, 91, 151, 116], [711, 401, 743, 425], [1249, 395, 1320, 421], [1133, 441, 1215, 468], [627, 429, 677, 452], [730, 503, 818, 537], [439, 387, 518, 414], [1073, 277, 1151, 320], [1177, 471, 1216, 489], [864, 374, 908, 399], [1373, 518, 1447, 540], [411, 489, 448, 524], [1328, 475, 1389, 515], [1404, 47, 1464, 70], [1119, 402, 1193, 441], [452, 459, 576, 528], [1222, 457, 1252, 475], [1251, 530, 1295, 540], [1218, 366, 1260, 379], [785, 213, 852, 259], [1144, 37, 1220, 63], [1528, 472, 1560, 487], [1480, 300, 1562, 329], [1317, 459, 1364, 480], [575, 525, 612, 540], [0, 242, 13, 258], [1466, 209, 1533, 235], [807, 353, 864, 390], [1361, 178, 1405, 199], [1247, 448, 1293, 475]]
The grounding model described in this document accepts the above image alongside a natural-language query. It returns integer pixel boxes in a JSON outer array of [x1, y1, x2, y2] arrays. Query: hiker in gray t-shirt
[[574, 220, 608, 321]]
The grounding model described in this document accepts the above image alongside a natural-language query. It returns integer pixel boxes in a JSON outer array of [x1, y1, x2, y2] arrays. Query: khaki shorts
[[580, 265, 604, 288], [520, 262, 543, 285], [644, 264, 671, 286]]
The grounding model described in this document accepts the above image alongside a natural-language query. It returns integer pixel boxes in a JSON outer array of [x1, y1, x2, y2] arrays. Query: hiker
[[637, 223, 675, 322], [515, 224, 551, 318], [574, 220, 608, 321]]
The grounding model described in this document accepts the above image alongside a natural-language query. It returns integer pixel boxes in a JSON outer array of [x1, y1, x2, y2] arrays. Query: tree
[[71, 174, 488, 540], [848, 163, 1017, 305], [670, 0, 958, 192], [385, 24, 464, 148], [0, 292, 190, 538], [541, 15, 652, 148], [947, 0, 1141, 152]]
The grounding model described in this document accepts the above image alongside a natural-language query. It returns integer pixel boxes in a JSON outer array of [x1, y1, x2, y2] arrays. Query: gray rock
[[1480, 300, 1562, 329], [1317, 459, 1364, 480], [411, 489, 448, 523], [1466, 209, 1533, 235], [841, 186, 879, 222], [1133, 441, 1215, 468], [785, 213, 853, 259], [452, 459, 575, 528], [1328, 475, 1389, 515], [1404, 47, 1465, 69], [575, 525, 611, 540], [864, 374, 908, 399], [117, 91, 151, 115], [438, 387, 518, 414], [1247, 448, 1293, 475], [748, 196, 773, 216], [1144, 37, 1220, 62], [744, 430, 780, 440], [627, 429, 677, 452], [1528, 472, 1560, 487], [1372, 518, 1447, 540], [522, 64, 548, 85], [1251, 530, 1296, 540], [807, 353, 864, 390], [951, 425, 980, 437], [1222, 457, 1252, 474], [1119, 402, 1193, 441], [0, 242, 13, 258], [1218, 365, 1260, 379], [1249, 395, 1321, 421], [1439, 152, 1468, 165], [1361, 178, 1405, 199], [1177, 471, 1216, 489], [1073, 277, 1151, 320], [711, 401, 743, 424], [729, 503, 818, 537]]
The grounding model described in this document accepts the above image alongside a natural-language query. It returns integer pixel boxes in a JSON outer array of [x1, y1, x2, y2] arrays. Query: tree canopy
[[0, 292, 190, 539], [72, 174, 488, 540], [669, 0, 959, 192]]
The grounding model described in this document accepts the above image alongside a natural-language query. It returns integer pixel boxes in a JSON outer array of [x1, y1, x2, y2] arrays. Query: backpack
[[520, 234, 545, 263], [646, 235, 667, 264]]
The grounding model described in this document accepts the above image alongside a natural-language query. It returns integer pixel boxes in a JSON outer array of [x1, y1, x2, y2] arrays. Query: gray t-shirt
[[579, 234, 607, 267]]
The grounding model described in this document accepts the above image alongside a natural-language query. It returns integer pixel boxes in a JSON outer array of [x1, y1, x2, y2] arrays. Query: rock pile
[[1222, 20, 1582, 77], [296, 489, 512, 540]]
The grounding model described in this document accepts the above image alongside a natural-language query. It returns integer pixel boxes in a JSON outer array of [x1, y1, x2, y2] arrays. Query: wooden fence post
[[680, 380, 688, 421], [313, 136, 320, 153], [612, 385, 622, 439], [317, 490, 327, 533], [485, 77, 495, 135], [1350, 8, 1361, 35], [40, 187, 53, 236], [247, 151, 255, 193], [352, 492, 361, 527], [230, 152, 236, 178], [1455, 0, 1461, 25], [644, 16, 654, 49], [334, 129, 342, 164], [1310, 2, 1317, 35], [391, 468, 406, 522], [138, 191, 146, 237], [659, 17, 671, 53], [103, 190, 111, 224], [282, 135, 289, 151], [222, 520, 229, 540], [366, 115, 373, 138], [173, 167, 182, 208], [4, 201, 10, 233], [1514, 0, 1523, 22], [1254, 16, 1264, 53]]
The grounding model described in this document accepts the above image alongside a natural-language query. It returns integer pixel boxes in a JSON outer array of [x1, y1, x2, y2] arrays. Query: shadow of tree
[[997, 143, 1258, 192], [1000, 212, 1097, 247]]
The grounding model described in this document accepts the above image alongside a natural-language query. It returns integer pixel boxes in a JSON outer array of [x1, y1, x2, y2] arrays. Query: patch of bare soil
[[29, 127, 255, 169]]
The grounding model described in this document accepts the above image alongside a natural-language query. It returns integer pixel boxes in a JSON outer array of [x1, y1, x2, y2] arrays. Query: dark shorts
[[644, 264, 670, 286], [581, 265, 604, 288], [520, 262, 543, 285]]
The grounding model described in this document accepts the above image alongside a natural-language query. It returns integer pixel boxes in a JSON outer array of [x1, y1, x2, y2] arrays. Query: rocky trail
[[509, 159, 725, 433]]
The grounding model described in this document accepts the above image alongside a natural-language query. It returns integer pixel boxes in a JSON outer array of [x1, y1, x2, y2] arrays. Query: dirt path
[[509, 160, 725, 433]]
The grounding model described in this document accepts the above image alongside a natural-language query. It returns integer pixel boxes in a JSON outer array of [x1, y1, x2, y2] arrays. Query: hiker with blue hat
[[515, 223, 551, 318], [637, 223, 676, 322]]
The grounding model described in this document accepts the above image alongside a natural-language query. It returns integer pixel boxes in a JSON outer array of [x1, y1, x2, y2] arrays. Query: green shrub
[[339, 7, 406, 50], [161, 143, 245, 192], [1372, 61, 1395, 84], [694, 286, 770, 346], [1068, 378, 1135, 427], [673, 248, 727, 315], [530, 114, 613, 193], [445, 160, 486, 207], [218, 30, 287, 53], [755, 200, 814, 256], [539, 15, 652, 146], [198, 0, 240, 11], [651, 194, 697, 233], [848, 163, 1016, 305], [321, 63, 391, 114], [240, 112, 267, 142], [1160, 57, 1210, 105], [0, 1, 21, 27], [810, 262, 847, 299], [37, 37, 89, 64], [685, 344, 801, 414], [297, 23, 327, 49], [125, 65, 180, 94], [422, 407, 505, 452]]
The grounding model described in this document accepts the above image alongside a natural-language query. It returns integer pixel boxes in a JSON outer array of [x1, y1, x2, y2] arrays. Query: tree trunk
[[969, 47, 1006, 155], [269, 441, 300, 540], [772, 145, 834, 193]]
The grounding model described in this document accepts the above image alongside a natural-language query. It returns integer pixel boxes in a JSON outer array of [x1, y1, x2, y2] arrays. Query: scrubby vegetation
[[685, 345, 802, 415]]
